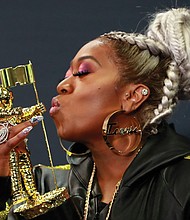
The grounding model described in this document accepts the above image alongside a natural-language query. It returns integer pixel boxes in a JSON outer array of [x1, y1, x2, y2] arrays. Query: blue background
[[0, 0, 189, 165]]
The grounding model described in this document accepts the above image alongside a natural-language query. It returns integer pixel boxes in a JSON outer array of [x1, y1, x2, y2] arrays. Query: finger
[[14, 140, 28, 153], [5, 126, 33, 153], [8, 115, 44, 138]]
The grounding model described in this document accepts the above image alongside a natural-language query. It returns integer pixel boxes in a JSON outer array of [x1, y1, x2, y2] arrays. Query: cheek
[[78, 87, 120, 127], [54, 84, 121, 140], [92, 87, 120, 108]]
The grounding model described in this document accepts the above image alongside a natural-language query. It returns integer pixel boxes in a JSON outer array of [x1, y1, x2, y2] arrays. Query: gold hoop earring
[[102, 110, 142, 156], [59, 137, 90, 157]]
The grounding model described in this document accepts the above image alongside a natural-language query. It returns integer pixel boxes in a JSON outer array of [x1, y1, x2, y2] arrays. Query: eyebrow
[[71, 55, 102, 67]]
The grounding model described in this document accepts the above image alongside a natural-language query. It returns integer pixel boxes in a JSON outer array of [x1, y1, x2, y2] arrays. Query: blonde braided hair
[[99, 8, 190, 133], [147, 8, 190, 100]]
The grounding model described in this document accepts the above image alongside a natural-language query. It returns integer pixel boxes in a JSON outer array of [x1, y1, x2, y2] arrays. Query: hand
[[0, 115, 43, 176]]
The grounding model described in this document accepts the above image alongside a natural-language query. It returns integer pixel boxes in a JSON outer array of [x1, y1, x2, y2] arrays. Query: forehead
[[74, 39, 111, 62], [78, 39, 104, 52]]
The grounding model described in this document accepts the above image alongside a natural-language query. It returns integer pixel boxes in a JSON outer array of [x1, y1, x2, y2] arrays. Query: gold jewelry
[[102, 110, 142, 156], [0, 62, 70, 219], [0, 203, 10, 220], [13, 150, 69, 219], [106, 180, 121, 220], [83, 163, 121, 220], [83, 163, 96, 220], [59, 137, 90, 157]]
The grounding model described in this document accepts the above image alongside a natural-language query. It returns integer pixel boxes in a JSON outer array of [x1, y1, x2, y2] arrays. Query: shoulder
[[164, 156, 190, 181], [33, 164, 71, 193], [34, 163, 71, 171], [162, 157, 190, 206], [34, 164, 71, 177]]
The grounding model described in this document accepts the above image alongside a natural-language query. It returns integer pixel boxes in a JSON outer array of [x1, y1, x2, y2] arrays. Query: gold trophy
[[0, 62, 69, 219]]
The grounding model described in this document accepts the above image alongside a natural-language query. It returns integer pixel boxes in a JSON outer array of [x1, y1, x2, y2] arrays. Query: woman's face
[[50, 39, 123, 144]]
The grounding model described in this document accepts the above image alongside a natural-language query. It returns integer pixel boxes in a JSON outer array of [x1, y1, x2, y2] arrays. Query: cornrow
[[102, 31, 170, 57], [101, 30, 180, 128]]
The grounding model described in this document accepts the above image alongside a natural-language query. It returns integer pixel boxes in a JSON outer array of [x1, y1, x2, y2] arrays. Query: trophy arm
[[14, 103, 46, 124]]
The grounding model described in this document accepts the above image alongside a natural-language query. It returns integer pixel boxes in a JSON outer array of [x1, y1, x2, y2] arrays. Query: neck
[[86, 140, 138, 203], [88, 140, 137, 177]]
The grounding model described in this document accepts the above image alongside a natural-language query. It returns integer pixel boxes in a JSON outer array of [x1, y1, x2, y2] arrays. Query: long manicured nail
[[30, 115, 44, 124], [21, 126, 33, 135]]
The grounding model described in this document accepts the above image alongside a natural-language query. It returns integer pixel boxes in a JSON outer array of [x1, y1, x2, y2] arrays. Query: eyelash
[[73, 70, 90, 77], [58, 70, 90, 83]]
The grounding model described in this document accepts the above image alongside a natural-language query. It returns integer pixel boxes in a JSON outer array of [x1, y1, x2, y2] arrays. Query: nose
[[57, 78, 74, 94]]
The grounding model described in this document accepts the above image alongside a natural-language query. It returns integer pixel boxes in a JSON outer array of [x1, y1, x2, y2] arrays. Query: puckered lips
[[49, 97, 60, 116]]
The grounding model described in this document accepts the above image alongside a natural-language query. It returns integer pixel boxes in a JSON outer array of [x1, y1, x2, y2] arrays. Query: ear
[[121, 83, 150, 113]]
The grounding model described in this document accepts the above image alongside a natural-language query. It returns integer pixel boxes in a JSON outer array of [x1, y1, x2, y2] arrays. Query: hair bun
[[147, 8, 190, 100]]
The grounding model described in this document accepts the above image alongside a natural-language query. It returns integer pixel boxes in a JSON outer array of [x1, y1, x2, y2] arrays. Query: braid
[[101, 31, 179, 128], [150, 61, 179, 124], [102, 31, 170, 57], [147, 8, 190, 99], [100, 8, 190, 130]]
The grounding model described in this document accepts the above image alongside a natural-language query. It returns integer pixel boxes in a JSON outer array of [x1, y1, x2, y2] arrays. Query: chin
[[57, 130, 80, 143], [56, 128, 71, 141], [56, 128, 64, 138]]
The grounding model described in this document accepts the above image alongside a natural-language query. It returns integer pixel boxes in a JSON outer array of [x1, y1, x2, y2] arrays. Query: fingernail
[[21, 126, 33, 135], [30, 115, 44, 124]]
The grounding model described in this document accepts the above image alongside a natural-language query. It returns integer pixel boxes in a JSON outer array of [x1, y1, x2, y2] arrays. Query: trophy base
[[14, 187, 69, 219]]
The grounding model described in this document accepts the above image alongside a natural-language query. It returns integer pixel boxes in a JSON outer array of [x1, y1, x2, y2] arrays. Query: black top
[[1, 122, 190, 219]]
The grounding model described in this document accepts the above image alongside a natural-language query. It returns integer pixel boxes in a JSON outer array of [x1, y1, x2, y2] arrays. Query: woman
[[1, 7, 190, 220]]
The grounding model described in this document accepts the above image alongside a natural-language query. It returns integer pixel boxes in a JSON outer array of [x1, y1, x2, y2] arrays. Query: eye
[[73, 70, 90, 77]]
